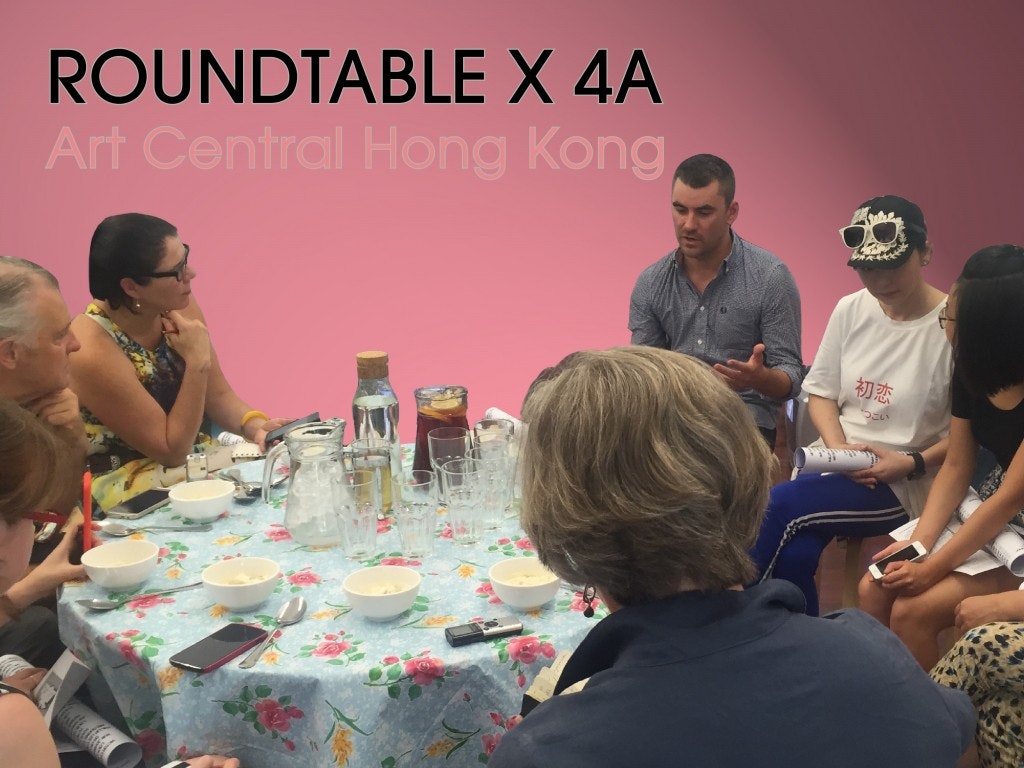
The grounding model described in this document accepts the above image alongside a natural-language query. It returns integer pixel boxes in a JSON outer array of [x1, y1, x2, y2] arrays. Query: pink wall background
[[2, 0, 1022, 433]]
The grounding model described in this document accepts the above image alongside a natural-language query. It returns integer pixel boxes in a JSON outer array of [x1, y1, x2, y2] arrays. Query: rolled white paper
[[954, 490, 1024, 577], [483, 407, 523, 433], [793, 447, 878, 473]]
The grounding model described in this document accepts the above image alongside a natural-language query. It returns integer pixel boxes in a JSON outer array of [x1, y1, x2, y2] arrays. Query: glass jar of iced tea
[[412, 386, 469, 473]]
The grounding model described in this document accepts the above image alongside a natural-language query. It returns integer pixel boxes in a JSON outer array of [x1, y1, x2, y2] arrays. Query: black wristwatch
[[0, 682, 32, 700], [905, 451, 926, 480]]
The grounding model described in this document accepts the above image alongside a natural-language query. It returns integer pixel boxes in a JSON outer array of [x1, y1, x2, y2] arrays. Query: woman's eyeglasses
[[140, 244, 190, 281], [839, 222, 901, 249], [26, 511, 68, 526], [938, 305, 956, 329]]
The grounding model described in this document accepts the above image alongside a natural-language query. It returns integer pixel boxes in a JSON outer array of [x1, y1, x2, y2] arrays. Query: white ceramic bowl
[[488, 558, 561, 610], [169, 479, 235, 522], [342, 565, 422, 621], [202, 557, 279, 611], [81, 539, 159, 590]]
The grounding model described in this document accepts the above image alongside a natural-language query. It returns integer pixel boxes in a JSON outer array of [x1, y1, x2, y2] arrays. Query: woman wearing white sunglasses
[[751, 195, 951, 615]]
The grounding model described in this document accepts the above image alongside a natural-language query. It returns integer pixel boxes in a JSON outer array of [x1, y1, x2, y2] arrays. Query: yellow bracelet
[[240, 410, 269, 431]]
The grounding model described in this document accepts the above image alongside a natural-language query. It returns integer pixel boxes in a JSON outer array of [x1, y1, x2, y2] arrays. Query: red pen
[[82, 471, 93, 553]]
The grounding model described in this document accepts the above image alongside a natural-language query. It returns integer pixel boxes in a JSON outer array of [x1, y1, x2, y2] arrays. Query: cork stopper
[[356, 350, 389, 380]]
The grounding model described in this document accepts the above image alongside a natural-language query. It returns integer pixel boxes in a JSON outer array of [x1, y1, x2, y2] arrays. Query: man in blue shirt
[[629, 154, 803, 444]]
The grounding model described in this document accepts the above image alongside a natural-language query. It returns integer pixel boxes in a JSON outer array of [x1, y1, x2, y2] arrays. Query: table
[[58, 455, 604, 767]]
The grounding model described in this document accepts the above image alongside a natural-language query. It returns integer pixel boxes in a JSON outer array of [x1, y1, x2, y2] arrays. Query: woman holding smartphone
[[859, 244, 1024, 672], [69, 213, 289, 510], [0, 402, 243, 768]]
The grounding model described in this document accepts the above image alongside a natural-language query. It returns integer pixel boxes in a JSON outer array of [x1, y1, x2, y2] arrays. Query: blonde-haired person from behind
[[0, 401, 241, 768], [487, 347, 974, 768]]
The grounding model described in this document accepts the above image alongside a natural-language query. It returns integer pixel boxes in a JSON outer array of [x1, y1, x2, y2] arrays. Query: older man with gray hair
[[0, 256, 83, 433], [0, 256, 86, 667]]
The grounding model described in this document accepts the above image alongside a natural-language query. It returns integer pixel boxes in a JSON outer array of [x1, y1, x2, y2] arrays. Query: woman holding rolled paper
[[750, 196, 951, 615], [69, 213, 290, 510], [859, 245, 1024, 678]]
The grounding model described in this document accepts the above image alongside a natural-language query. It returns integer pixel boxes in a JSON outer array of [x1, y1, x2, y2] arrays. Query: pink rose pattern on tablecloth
[[216, 685, 304, 751], [104, 629, 166, 667], [365, 650, 458, 700], [283, 566, 323, 593], [65, 467, 601, 768], [297, 630, 366, 665], [495, 630, 557, 687], [485, 536, 535, 558], [264, 524, 292, 542], [120, 708, 167, 761]]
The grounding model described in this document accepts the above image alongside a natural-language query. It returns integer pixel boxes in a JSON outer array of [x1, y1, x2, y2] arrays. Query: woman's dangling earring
[[582, 584, 596, 618], [134, 298, 141, 310]]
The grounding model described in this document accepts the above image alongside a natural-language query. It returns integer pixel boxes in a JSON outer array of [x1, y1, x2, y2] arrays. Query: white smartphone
[[868, 541, 927, 581]]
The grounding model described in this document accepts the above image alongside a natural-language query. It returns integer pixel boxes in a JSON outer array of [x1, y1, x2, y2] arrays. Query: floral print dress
[[81, 303, 213, 510], [930, 465, 1024, 768]]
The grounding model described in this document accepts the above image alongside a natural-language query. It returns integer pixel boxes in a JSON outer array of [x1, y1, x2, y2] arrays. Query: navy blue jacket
[[490, 581, 974, 768]]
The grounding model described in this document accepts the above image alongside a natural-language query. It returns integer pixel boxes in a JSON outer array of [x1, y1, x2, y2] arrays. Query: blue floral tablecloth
[[58, 456, 604, 767]]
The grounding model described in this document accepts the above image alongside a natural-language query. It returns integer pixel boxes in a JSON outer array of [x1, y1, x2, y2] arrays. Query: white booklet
[[888, 489, 1024, 577], [793, 446, 877, 474], [0, 651, 142, 768]]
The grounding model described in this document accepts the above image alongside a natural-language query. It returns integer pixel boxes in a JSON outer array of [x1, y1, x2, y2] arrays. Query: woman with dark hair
[[69, 213, 288, 509], [488, 347, 973, 768], [860, 245, 1024, 675]]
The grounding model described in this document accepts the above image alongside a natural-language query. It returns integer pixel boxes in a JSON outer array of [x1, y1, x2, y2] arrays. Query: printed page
[[34, 649, 91, 727], [0, 653, 32, 678], [54, 698, 143, 768], [793, 447, 877, 473], [889, 518, 1002, 576], [953, 491, 1024, 576], [524, 651, 573, 703]]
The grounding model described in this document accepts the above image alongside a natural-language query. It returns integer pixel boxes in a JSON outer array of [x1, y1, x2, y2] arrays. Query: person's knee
[[890, 596, 944, 637], [857, 576, 892, 621]]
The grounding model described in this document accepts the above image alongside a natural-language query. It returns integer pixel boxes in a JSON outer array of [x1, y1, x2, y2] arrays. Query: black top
[[952, 371, 1024, 470]]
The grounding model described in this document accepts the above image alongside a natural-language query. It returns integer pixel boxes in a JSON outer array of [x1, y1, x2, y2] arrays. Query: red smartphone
[[169, 623, 268, 673]]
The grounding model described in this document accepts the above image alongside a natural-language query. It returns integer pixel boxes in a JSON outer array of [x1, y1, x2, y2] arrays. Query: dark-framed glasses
[[140, 244, 190, 281], [839, 222, 901, 249], [938, 305, 956, 329]]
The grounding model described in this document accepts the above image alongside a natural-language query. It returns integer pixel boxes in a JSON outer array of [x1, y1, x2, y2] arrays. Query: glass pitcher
[[412, 386, 469, 473], [262, 420, 346, 546]]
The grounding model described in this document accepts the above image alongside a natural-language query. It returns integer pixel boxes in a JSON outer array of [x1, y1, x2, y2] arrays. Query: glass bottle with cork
[[352, 351, 400, 512]]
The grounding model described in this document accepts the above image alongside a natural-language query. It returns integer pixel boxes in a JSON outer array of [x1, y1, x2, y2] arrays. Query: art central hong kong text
[[44, 125, 665, 181]]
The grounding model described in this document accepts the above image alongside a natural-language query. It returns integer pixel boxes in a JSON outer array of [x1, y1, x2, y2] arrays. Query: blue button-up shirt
[[628, 233, 804, 430]]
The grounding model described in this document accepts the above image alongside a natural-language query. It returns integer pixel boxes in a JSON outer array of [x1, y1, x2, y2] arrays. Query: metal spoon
[[232, 486, 258, 505], [238, 596, 307, 669], [76, 582, 203, 610], [98, 521, 213, 537], [222, 468, 261, 497]]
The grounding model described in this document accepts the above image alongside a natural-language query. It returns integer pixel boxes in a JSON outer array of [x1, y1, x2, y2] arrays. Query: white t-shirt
[[802, 288, 952, 514]]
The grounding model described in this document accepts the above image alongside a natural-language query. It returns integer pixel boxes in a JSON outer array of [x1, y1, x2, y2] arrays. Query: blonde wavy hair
[[520, 347, 774, 605]]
